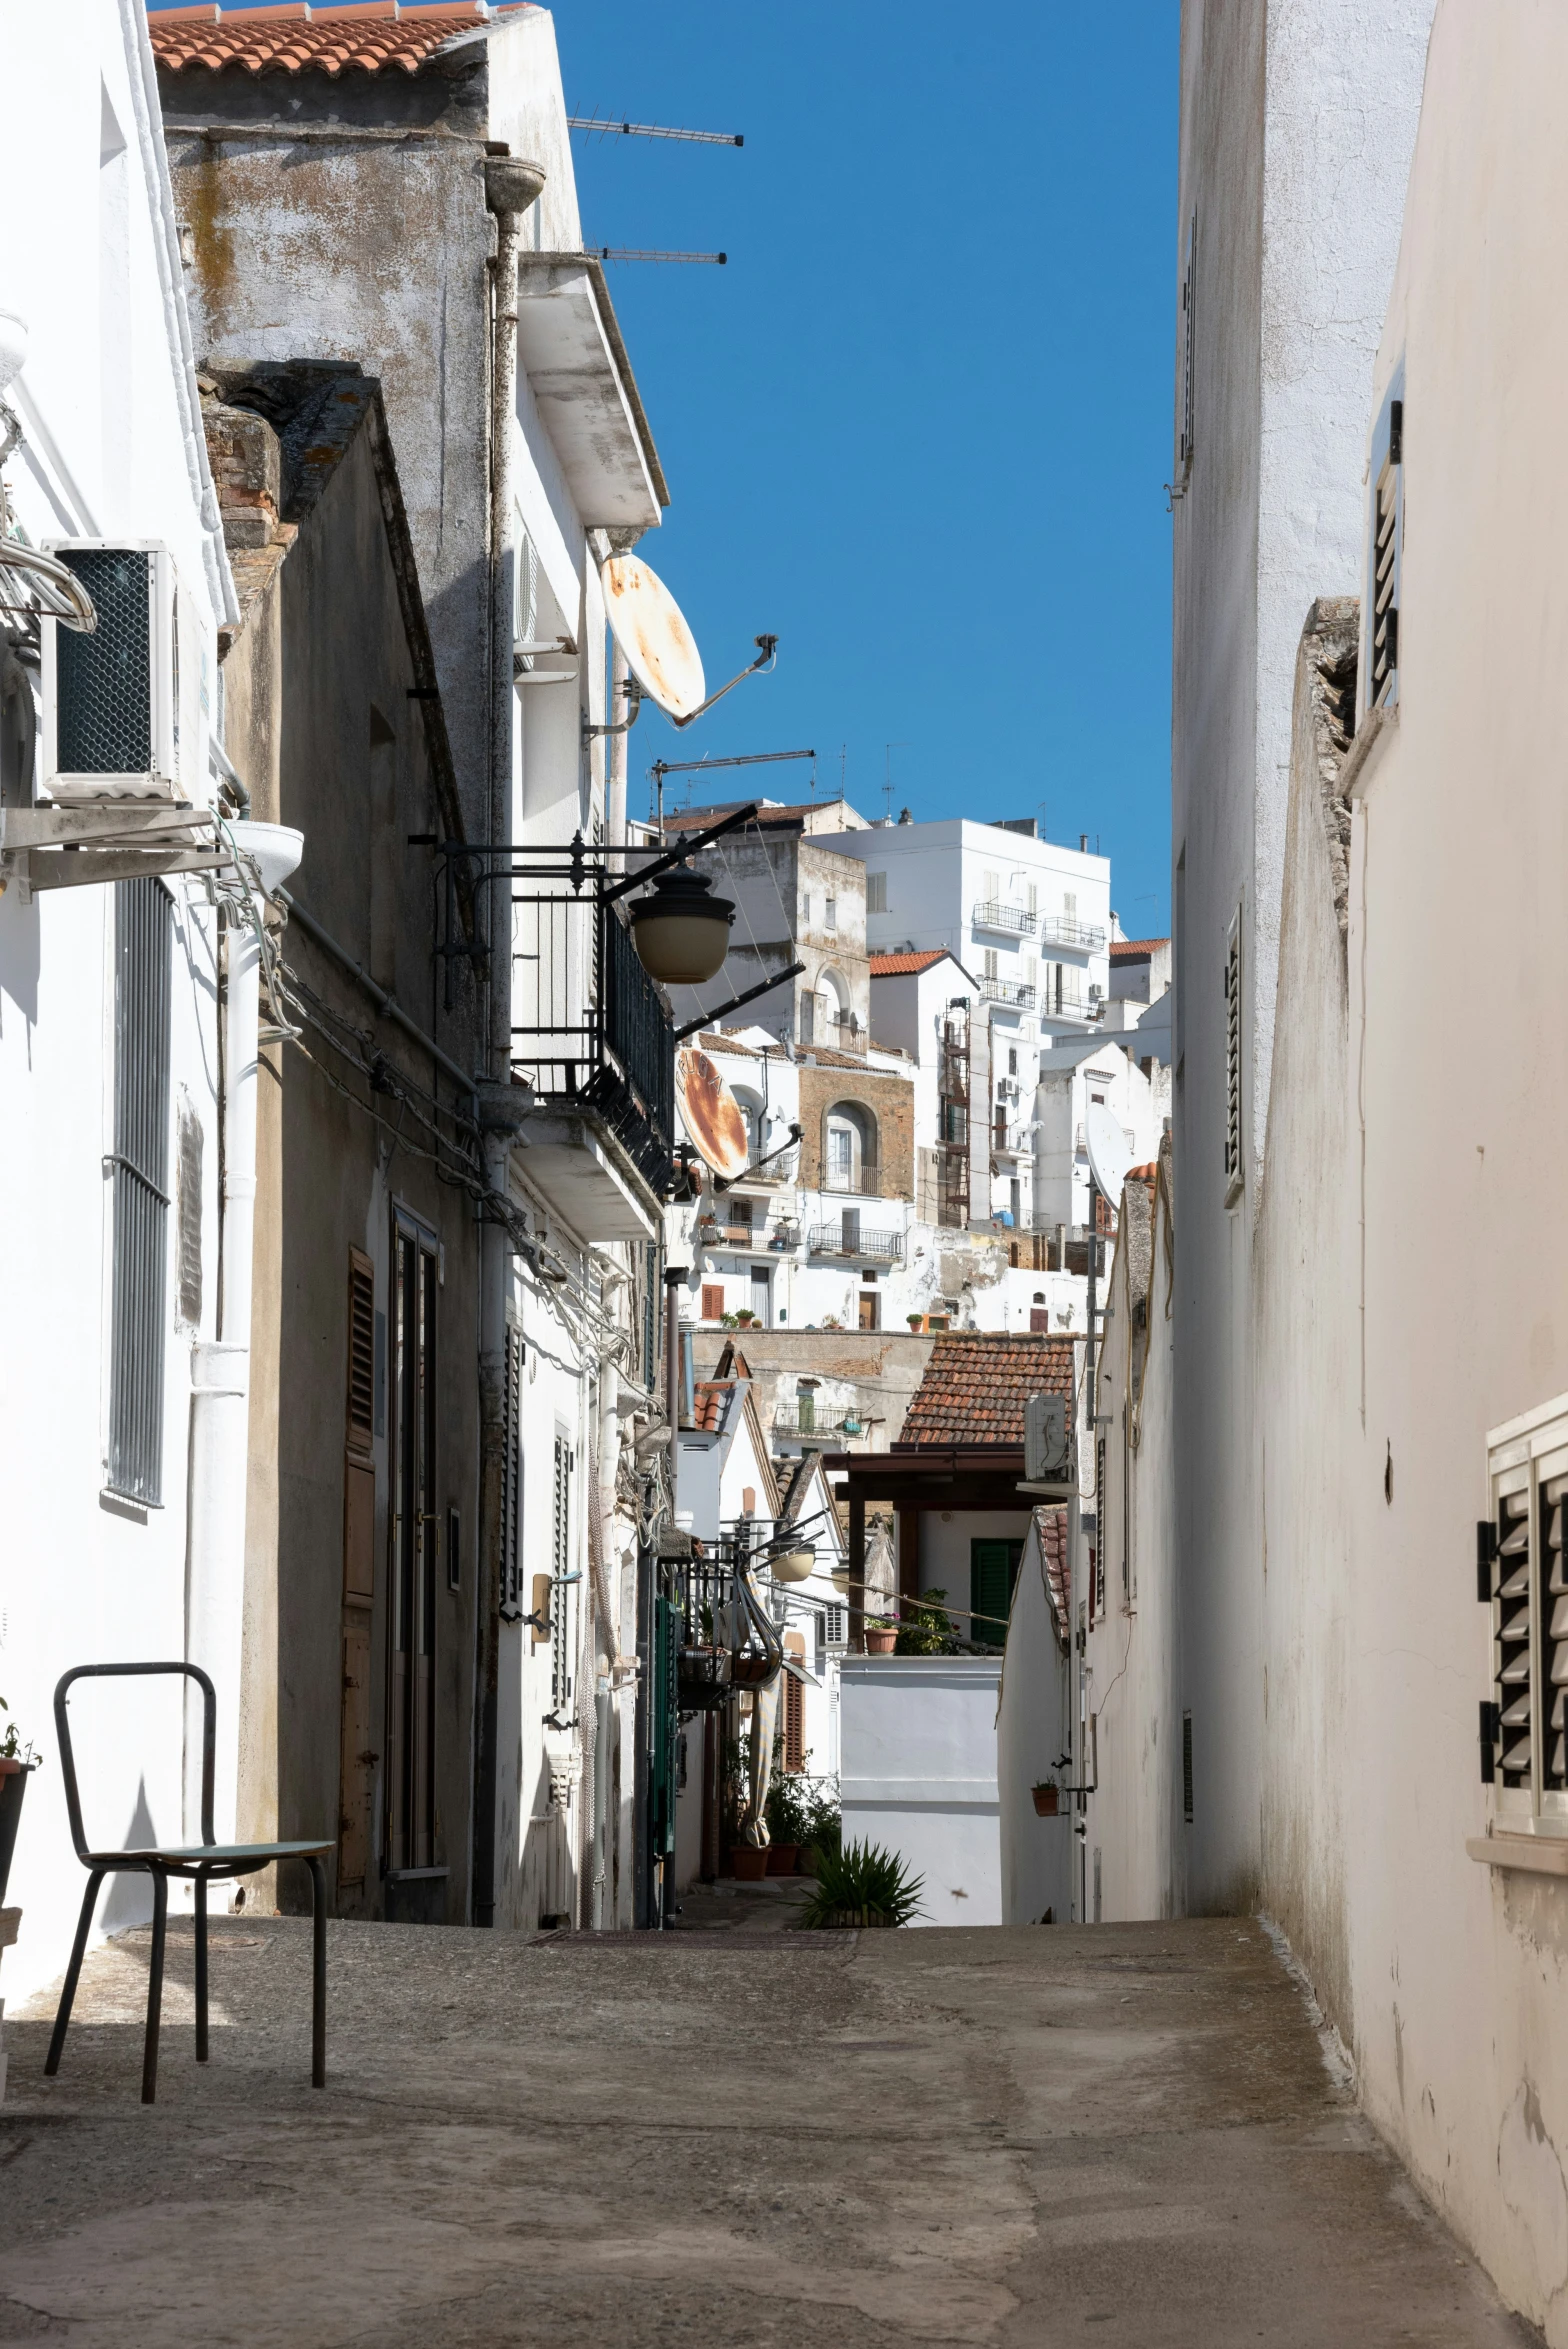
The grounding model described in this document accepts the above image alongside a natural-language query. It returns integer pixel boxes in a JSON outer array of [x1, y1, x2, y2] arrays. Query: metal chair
[[45, 1662, 331, 2104]]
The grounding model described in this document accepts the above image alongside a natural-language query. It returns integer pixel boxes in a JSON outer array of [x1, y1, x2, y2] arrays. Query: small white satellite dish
[[1085, 1102, 1133, 1203], [601, 554, 706, 721]]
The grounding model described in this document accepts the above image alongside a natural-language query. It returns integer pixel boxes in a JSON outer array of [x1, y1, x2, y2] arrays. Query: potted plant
[[1031, 1780, 1062, 1817], [0, 1698, 40, 1906], [896, 1591, 954, 1656], [865, 1615, 898, 1656], [730, 1840, 770, 1882], [798, 1838, 924, 1929], [906, 1312, 924, 1331]]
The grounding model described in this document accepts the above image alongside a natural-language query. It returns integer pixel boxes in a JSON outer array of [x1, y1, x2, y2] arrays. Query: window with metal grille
[[499, 1325, 523, 1619], [1482, 1394, 1568, 1813], [1172, 212, 1197, 498], [866, 872, 887, 914], [551, 1432, 573, 1712], [1223, 908, 1243, 1207], [1366, 377, 1404, 711], [821, 1602, 847, 1649], [106, 877, 172, 1503]]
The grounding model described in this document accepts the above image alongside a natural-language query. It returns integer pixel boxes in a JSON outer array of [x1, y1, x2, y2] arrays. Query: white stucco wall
[[840, 1657, 1002, 1926], [1172, 0, 1434, 1913], [997, 1521, 1075, 1928]]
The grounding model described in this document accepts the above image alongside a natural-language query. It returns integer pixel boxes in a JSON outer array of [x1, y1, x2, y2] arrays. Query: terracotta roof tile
[[690, 1380, 732, 1435], [1108, 936, 1168, 961], [898, 1333, 1075, 1447], [150, 3, 525, 79], [870, 950, 948, 977], [1037, 1504, 1069, 1639]]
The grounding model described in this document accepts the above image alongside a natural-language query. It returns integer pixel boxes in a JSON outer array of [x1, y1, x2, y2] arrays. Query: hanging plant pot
[[0, 1759, 34, 1905], [1031, 1783, 1061, 1817]]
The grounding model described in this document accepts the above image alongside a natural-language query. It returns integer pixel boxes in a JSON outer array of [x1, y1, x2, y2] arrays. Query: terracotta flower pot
[[730, 1844, 770, 1881], [865, 1626, 898, 1655], [766, 1841, 799, 1876], [1031, 1784, 1061, 1817]]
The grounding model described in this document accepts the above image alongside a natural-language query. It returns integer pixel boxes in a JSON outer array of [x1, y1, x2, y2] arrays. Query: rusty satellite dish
[[601, 554, 706, 721], [676, 1046, 749, 1180]]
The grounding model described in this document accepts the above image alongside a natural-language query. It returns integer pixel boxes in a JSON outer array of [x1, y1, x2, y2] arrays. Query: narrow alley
[[0, 1918, 1536, 2348]]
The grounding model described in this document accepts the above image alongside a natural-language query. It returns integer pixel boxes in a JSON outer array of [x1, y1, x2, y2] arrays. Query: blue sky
[[148, 2, 1180, 935]]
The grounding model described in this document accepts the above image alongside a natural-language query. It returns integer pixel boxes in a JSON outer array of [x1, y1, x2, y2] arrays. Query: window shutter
[[551, 1435, 573, 1712], [1223, 909, 1243, 1206], [867, 872, 887, 914], [499, 1325, 523, 1618], [970, 1539, 1021, 1645], [782, 1635, 806, 1772], [1369, 389, 1403, 709], [701, 1283, 725, 1321], [107, 877, 173, 1505], [346, 1248, 376, 1459], [1182, 1712, 1194, 1821]]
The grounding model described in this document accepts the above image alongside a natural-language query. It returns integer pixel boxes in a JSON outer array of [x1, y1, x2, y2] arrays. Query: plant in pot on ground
[[864, 1616, 898, 1655], [0, 1698, 40, 1907], [799, 1777, 841, 1875], [764, 1757, 816, 1873], [799, 1838, 925, 1929]]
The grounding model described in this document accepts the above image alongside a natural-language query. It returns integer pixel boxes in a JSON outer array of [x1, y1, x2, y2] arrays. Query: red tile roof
[[870, 950, 948, 977], [150, 4, 525, 78], [1037, 1504, 1069, 1640], [1108, 936, 1169, 961], [898, 1333, 1075, 1448], [690, 1380, 732, 1435]]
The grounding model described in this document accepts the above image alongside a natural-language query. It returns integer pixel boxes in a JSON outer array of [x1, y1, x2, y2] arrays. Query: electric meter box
[[40, 542, 210, 806]]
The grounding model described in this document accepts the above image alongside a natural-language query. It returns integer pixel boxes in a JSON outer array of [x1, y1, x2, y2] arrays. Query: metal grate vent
[[1544, 1473, 1568, 1787], [346, 1249, 375, 1458], [57, 550, 152, 775], [1494, 1490, 1532, 1782]]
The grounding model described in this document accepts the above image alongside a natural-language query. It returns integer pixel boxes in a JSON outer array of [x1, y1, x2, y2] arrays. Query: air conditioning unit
[[41, 543, 209, 805], [1024, 1391, 1070, 1482]]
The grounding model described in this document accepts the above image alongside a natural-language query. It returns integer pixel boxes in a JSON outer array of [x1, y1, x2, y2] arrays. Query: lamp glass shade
[[830, 1566, 852, 1594], [629, 866, 735, 985]]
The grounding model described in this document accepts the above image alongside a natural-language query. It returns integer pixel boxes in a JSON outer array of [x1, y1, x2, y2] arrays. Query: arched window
[[817, 966, 854, 1045], [732, 1085, 765, 1162], [822, 1099, 878, 1196]]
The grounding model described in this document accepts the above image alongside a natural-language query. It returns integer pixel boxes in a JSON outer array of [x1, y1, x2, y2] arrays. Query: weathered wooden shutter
[[499, 1324, 523, 1619], [339, 1246, 378, 1889]]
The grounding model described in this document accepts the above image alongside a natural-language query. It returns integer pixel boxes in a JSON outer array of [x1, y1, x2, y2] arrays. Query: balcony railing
[[1040, 915, 1107, 952], [972, 900, 1037, 938], [700, 1215, 800, 1252], [808, 1222, 903, 1262], [1040, 989, 1101, 1024], [511, 895, 675, 1196], [979, 978, 1036, 1009], [772, 1410, 836, 1444], [828, 1011, 866, 1054]]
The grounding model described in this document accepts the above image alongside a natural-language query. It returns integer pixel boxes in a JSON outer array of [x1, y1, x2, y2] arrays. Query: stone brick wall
[[799, 1061, 915, 1198]]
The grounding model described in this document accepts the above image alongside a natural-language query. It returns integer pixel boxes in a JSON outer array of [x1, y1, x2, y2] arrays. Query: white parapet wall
[[839, 1657, 1002, 1926]]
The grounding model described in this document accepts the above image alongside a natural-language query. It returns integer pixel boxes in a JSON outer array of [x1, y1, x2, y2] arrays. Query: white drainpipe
[[186, 823, 303, 1852]]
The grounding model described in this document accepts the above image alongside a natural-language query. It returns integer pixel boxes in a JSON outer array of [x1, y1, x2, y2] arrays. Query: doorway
[[750, 1266, 771, 1328]]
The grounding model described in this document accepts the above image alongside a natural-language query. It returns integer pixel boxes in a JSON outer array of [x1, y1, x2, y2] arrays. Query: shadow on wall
[[99, 1774, 158, 1930]]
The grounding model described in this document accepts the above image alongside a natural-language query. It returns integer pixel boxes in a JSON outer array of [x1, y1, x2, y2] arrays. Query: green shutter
[[970, 1540, 1023, 1646]]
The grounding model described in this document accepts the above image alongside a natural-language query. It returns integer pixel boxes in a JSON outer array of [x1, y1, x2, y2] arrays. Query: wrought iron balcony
[[821, 1162, 882, 1198], [973, 900, 1037, 937], [1040, 990, 1101, 1025], [1040, 915, 1107, 952], [511, 895, 675, 1197], [807, 1222, 903, 1262], [979, 978, 1036, 1010]]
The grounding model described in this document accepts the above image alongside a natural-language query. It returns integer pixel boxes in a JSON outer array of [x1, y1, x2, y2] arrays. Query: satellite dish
[[1085, 1102, 1133, 1203], [675, 1046, 749, 1179], [601, 554, 706, 721]]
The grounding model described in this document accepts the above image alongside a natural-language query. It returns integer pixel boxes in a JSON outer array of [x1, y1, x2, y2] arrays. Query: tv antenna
[[647, 745, 816, 831], [597, 247, 727, 267], [570, 115, 744, 147], [884, 741, 909, 821]]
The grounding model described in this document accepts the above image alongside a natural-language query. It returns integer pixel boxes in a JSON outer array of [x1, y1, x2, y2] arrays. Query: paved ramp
[[0, 1916, 1539, 2345]]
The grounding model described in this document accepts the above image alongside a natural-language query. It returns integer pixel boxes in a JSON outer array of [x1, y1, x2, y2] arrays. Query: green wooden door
[[970, 1540, 1023, 1647]]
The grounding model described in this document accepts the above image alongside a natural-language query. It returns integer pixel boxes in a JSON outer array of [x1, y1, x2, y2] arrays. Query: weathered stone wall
[[798, 1061, 915, 1197]]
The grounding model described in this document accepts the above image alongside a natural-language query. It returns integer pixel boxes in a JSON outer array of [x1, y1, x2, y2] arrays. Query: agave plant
[[798, 1838, 924, 1929]]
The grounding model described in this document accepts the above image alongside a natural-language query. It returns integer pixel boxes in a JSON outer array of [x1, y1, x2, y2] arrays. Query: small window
[[824, 895, 837, 933], [1223, 907, 1243, 1206], [858, 1292, 879, 1331], [969, 1539, 1022, 1647], [822, 1602, 847, 1649], [1063, 892, 1077, 920], [983, 949, 999, 982], [866, 871, 887, 914], [700, 1283, 725, 1321], [1008, 1047, 1018, 1076], [1366, 372, 1404, 711]]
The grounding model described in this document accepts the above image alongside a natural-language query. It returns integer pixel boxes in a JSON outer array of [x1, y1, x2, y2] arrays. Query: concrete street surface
[[0, 1913, 1542, 2346]]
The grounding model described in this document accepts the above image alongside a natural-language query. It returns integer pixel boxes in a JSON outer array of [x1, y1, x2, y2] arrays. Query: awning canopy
[[515, 255, 668, 531]]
